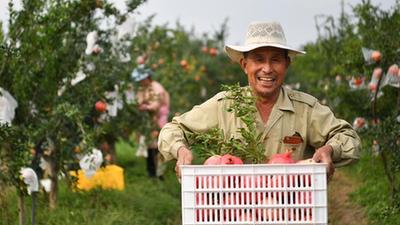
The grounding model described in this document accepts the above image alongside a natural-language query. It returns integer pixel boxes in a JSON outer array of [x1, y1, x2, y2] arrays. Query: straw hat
[[224, 21, 306, 63]]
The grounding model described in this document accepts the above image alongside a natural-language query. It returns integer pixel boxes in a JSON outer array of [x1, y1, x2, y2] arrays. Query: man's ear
[[240, 58, 247, 74], [286, 56, 291, 68]]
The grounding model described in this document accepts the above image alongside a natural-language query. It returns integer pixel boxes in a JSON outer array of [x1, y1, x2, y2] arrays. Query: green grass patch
[[0, 140, 181, 225], [349, 145, 400, 225]]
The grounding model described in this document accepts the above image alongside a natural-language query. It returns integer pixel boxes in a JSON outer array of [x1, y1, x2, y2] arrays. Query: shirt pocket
[[263, 134, 282, 161]]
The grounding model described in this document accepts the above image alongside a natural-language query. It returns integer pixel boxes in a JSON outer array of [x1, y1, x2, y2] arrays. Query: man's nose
[[261, 62, 273, 73]]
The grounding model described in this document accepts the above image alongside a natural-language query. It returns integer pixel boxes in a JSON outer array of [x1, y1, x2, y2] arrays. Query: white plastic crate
[[181, 163, 327, 225]]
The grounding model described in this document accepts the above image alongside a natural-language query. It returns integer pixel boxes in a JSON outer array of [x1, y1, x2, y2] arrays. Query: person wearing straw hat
[[158, 21, 360, 181], [131, 64, 170, 179]]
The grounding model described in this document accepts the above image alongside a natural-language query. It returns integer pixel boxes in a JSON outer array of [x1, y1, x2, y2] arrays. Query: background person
[[132, 65, 170, 179]]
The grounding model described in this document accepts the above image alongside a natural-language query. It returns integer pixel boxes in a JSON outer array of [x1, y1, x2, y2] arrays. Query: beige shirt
[[158, 86, 360, 167]]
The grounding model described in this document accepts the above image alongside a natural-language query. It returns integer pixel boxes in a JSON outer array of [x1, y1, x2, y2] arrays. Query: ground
[[328, 168, 367, 225]]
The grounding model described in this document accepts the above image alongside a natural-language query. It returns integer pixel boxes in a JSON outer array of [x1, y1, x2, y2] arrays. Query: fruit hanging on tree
[[95, 100, 107, 112], [371, 50, 382, 62]]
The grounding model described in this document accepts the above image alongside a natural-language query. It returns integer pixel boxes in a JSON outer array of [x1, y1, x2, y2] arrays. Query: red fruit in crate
[[371, 50, 381, 62], [221, 154, 244, 164], [295, 191, 313, 221], [296, 159, 314, 187], [204, 155, 222, 165], [95, 101, 107, 112], [223, 193, 239, 205], [256, 196, 279, 221], [268, 152, 296, 164], [195, 193, 219, 222], [201, 155, 223, 188], [239, 210, 253, 222], [196, 175, 220, 189]]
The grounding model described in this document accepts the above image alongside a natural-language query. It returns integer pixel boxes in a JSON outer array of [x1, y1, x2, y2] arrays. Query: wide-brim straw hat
[[225, 21, 306, 63]]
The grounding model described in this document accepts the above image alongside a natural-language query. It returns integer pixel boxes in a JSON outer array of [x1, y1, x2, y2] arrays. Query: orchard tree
[[0, 0, 146, 223], [288, 0, 400, 222]]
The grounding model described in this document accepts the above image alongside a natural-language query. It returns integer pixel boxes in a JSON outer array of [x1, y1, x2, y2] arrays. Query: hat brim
[[224, 43, 306, 63]]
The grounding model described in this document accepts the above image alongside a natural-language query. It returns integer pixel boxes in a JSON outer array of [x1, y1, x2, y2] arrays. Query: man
[[132, 65, 170, 179], [158, 21, 360, 181]]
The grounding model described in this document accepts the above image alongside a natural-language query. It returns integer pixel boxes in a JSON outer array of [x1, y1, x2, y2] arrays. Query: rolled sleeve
[[158, 92, 223, 161], [309, 102, 361, 167]]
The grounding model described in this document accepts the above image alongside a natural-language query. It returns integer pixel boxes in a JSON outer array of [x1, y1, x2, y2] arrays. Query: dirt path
[[328, 168, 367, 225]]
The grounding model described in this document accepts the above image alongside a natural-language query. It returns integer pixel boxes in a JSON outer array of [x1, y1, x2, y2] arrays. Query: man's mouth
[[257, 75, 276, 83]]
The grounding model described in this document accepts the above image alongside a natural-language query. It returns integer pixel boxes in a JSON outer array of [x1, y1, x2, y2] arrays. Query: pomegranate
[[268, 152, 296, 164], [180, 59, 188, 69], [209, 47, 218, 57], [201, 46, 208, 53], [371, 50, 381, 62], [221, 154, 244, 164], [203, 155, 222, 165], [95, 100, 107, 112]]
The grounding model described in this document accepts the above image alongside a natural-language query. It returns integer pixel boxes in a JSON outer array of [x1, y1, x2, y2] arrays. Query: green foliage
[[0, 124, 31, 188], [288, 0, 400, 222], [189, 84, 265, 163]]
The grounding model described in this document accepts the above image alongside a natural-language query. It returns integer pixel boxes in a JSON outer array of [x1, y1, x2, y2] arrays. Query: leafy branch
[[190, 84, 265, 163]]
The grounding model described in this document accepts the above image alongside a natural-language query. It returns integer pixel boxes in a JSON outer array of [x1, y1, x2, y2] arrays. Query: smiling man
[[158, 21, 361, 181]]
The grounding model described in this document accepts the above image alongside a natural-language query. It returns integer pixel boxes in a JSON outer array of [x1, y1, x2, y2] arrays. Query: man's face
[[240, 47, 290, 100]]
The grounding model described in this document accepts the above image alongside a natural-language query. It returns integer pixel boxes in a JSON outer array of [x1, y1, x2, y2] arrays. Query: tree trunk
[[49, 158, 58, 210], [18, 192, 25, 225]]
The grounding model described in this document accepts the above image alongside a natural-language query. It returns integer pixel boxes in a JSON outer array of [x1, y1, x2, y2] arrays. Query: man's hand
[[312, 145, 335, 182], [175, 146, 193, 183]]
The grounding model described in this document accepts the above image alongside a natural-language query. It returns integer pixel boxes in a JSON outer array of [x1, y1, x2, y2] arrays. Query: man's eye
[[272, 57, 282, 62], [254, 57, 264, 62]]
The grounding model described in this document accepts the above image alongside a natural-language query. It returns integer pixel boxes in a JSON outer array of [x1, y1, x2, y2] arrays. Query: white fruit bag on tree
[[85, 31, 98, 55], [71, 70, 87, 86], [105, 85, 123, 117], [382, 64, 400, 88], [362, 47, 381, 64], [352, 117, 368, 130], [124, 86, 135, 104], [20, 168, 39, 195], [40, 178, 52, 193], [348, 76, 366, 90], [79, 148, 103, 178], [0, 87, 18, 125]]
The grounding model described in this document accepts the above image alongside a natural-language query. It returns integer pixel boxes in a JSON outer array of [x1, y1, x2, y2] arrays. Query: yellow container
[[70, 165, 125, 191]]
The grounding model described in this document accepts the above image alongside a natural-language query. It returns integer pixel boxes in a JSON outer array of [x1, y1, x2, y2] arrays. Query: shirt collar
[[276, 86, 295, 112]]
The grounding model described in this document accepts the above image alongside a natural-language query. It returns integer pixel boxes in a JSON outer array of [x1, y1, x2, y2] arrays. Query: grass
[[347, 144, 400, 225], [0, 140, 182, 225]]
